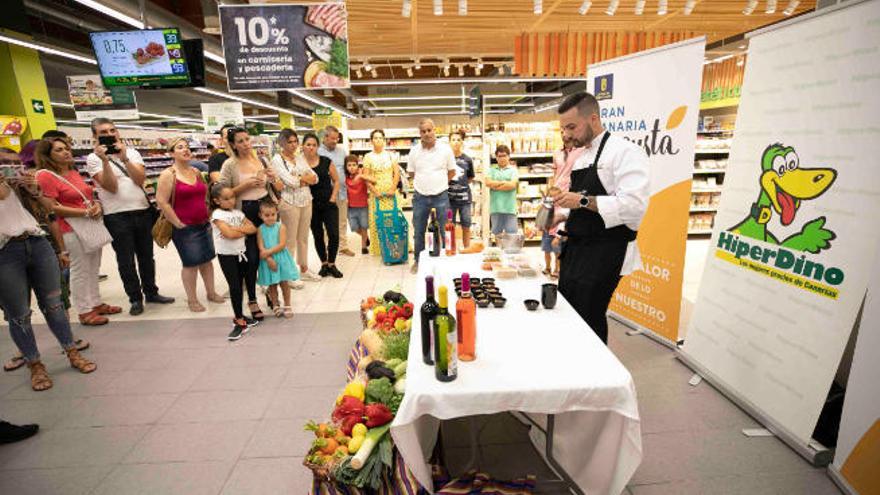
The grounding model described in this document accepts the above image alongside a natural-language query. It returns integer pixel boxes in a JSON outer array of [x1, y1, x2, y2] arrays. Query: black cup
[[541, 283, 558, 309]]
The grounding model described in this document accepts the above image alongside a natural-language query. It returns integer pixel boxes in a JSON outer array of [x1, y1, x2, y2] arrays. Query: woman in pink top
[[156, 137, 222, 312], [542, 135, 586, 278], [35, 137, 121, 326]]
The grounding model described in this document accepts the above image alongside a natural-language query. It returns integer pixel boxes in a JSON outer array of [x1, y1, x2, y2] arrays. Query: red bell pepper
[[402, 302, 414, 318], [364, 403, 394, 427]]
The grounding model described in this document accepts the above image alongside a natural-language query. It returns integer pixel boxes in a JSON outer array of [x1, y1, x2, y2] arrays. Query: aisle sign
[[66, 75, 139, 121], [682, 0, 880, 446], [201, 102, 244, 132], [312, 107, 342, 132], [587, 38, 705, 344], [219, 2, 350, 91]]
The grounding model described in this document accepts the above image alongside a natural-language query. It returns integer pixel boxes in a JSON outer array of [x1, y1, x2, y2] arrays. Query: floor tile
[[0, 398, 84, 430], [159, 390, 274, 424], [220, 457, 312, 495], [123, 420, 258, 463], [189, 365, 288, 392], [3, 370, 119, 400], [103, 367, 203, 395], [92, 461, 234, 495], [0, 465, 114, 495], [242, 419, 314, 458], [0, 425, 149, 470], [264, 386, 339, 420], [55, 394, 178, 428]]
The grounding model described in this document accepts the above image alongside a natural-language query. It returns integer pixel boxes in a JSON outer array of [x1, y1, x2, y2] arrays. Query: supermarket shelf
[[693, 169, 726, 175], [519, 173, 553, 179], [518, 214, 537, 219], [690, 207, 718, 212], [695, 149, 730, 155], [693, 187, 723, 193], [511, 152, 554, 159], [517, 194, 543, 199], [688, 229, 714, 235], [697, 129, 734, 134]]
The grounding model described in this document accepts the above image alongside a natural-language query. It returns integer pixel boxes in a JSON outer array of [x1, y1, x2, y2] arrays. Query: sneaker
[[410, 262, 419, 274], [328, 265, 343, 278], [300, 270, 322, 282], [318, 265, 330, 277], [228, 319, 248, 341], [244, 317, 260, 328], [361, 248, 369, 255], [291, 280, 305, 290], [0, 421, 39, 444]]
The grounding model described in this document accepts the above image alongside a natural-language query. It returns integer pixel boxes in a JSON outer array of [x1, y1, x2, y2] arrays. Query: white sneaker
[[300, 271, 322, 282], [291, 280, 305, 290]]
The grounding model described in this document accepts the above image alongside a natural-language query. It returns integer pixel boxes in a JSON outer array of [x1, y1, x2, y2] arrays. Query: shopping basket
[[375, 196, 409, 265]]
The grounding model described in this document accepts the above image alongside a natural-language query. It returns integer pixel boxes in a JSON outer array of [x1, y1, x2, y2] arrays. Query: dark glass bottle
[[420, 275, 439, 365]]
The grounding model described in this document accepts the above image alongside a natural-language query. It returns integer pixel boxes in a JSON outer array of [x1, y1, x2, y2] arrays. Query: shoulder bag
[[151, 169, 176, 248], [107, 156, 159, 222], [35, 170, 113, 253]]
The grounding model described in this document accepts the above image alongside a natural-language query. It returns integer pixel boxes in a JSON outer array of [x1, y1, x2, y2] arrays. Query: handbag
[[259, 156, 281, 205], [151, 169, 176, 248], [35, 170, 112, 253]]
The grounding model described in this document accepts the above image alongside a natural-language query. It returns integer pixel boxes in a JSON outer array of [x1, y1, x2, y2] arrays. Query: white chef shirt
[[86, 148, 149, 214], [570, 131, 650, 276], [408, 141, 457, 196]]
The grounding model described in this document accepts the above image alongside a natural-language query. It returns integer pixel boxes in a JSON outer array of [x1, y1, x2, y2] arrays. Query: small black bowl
[[491, 297, 507, 308], [476, 298, 490, 308], [524, 299, 540, 311], [470, 278, 481, 285], [453, 278, 462, 284], [482, 277, 495, 284]]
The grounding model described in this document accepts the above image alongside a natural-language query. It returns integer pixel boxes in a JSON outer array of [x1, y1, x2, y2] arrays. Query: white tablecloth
[[391, 254, 642, 495]]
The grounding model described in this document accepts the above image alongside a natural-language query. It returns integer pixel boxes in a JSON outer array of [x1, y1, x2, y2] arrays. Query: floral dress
[[363, 150, 400, 256]]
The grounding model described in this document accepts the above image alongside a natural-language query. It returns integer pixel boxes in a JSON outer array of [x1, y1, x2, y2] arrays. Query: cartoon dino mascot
[[729, 144, 837, 254]]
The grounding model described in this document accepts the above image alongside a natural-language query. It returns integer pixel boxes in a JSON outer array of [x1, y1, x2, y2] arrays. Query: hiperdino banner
[[587, 38, 705, 344], [683, 0, 880, 445]]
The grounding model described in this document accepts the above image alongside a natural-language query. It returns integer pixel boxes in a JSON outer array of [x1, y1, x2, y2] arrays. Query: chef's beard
[[572, 125, 594, 148]]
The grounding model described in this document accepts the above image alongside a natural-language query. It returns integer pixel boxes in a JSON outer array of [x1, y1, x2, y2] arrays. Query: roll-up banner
[[586, 37, 705, 346], [681, 0, 880, 462]]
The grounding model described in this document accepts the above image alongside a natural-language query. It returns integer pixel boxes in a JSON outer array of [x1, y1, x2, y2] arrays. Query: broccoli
[[365, 377, 395, 406]]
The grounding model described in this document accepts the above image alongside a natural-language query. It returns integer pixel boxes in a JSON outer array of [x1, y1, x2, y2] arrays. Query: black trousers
[[103, 208, 159, 303], [311, 202, 339, 264], [558, 239, 628, 344], [217, 254, 248, 319], [240, 200, 263, 303]]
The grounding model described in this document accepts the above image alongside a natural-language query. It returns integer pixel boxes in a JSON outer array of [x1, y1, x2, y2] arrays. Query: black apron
[[558, 132, 635, 344]]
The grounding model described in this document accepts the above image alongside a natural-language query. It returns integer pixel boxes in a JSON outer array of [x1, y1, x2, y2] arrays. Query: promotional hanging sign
[[0, 116, 28, 152], [219, 2, 350, 91], [682, 0, 880, 447], [586, 37, 705, 345], [311, 107, 342, 132], [66, 75, 138, 121], [201, 102, 244, 132]]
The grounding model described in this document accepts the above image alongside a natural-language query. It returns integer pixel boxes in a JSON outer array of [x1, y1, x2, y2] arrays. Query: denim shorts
[[490, 213, 519, 235], [449, 202, 472, 228], [348, 207, 369, 231], [541, 231, 561, 254], [171, 223, 216, 267]]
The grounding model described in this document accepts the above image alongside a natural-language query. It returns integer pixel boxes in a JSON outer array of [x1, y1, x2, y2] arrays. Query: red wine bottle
[[420, 276, 439, 365]]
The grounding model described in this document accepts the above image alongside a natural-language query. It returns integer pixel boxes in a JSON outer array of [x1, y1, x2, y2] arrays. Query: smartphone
[[98, 135, 119, 155]]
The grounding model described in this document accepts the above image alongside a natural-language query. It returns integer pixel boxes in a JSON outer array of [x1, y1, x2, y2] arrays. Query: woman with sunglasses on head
[[156, 137, 223, 313]]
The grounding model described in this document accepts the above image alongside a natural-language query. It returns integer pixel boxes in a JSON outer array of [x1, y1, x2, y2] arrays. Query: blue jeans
[[0, 236, 75, 362], [491, 213, 519, 235], [412, 191, 449, 263], [449, 202, 472, 228]]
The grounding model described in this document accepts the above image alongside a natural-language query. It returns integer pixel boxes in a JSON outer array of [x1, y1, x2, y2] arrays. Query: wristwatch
[[579, 192, 591, 209]]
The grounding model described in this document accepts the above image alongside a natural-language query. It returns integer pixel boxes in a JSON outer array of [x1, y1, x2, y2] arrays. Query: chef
[[551, 92, 650, 344]]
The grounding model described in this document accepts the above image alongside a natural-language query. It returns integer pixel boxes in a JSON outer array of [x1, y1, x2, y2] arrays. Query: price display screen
[[89, 28, 190, 88]]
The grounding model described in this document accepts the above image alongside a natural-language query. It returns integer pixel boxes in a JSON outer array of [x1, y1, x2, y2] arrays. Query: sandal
[[78, 310, 109, 326], [550, 271, 559, 279], [28, 361, 53, 391], [542, 268, 552, 276], [4, 354, 25, 372], [66, 348, 96, 374], [282, 306, 294, 319], [273, 305, 284, 318], [206, 293, 225, 304], [93, 303, 122, 315], [248, 302, 265, 321], [187, 300, 206, 313]]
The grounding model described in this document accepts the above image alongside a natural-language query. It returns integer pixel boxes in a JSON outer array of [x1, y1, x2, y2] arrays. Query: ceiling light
[[738, 44, 747, 49], [194, 87, 310, 119], [534, 102, 561, 113], [765, 0, 777, 13], [743, 0, 758, 14], [606, 0, 619, 15], [351, 76, 584, 86], [658, 0, 668, 15], [72, 0, 144, 28], [433, 0, 443, 15], [483, 92, 564, 98], [634, 0, 645, 14], [0, 33, 96, 65], [371, 68, 379, 78], [457, 65, 465, 76], [50, 101, 74, 108], [443, 65, 450, 76], [356, 67, 363, 78], [289, 90, 356, 119], [407, 66, 414, 77], [402, 0, 412, 17], [579, 0, 592, 14], [736, 57, 745, 67], [485, 103, 535, 107], [474, 65, 482, 76], [458, 0, 467, 15], [485, 109, 516, 114], [683, 0, 696, 14], [372, 111, 468, 117], [371, 105, 463, 110], [783, 0, 800, 15], [364, 61, 372, 71], [534, 0, 543, 14], [355, 95, 469, 101], [415, 59, 422, 69]]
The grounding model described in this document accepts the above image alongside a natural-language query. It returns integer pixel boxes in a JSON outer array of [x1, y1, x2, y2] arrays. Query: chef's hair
[[558, 92, 600, 118]]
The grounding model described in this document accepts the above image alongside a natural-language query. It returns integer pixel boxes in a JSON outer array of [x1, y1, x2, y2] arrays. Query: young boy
[[485, 145, 519, 242]]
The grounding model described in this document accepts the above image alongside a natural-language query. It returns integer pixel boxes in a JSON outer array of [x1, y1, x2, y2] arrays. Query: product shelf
[[695, 149, 731, 156], [693, 169, 726, 175]]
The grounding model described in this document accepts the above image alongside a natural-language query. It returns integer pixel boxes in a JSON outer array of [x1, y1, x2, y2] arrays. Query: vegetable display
[[304, 287, 413, 489]]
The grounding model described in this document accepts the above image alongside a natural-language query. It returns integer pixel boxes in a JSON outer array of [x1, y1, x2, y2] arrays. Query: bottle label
[[429, 321, 435, 359], [445, 231, 452, 250], [447, 330, 458, 377], [426, 233, 434, 250]]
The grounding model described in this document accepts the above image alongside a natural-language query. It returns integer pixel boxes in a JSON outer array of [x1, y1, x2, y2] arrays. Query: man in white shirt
[[551, 93, 650, 344], [318, 126, 355, 257], [409, 118, 457, 273], [87, 118, 174, 316]]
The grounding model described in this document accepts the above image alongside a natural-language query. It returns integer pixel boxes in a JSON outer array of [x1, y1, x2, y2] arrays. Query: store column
[[0, 40, 56, 141]]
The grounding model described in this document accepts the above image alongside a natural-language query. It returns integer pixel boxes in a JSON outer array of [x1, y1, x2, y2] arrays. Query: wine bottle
[[420, 275, 439, 365], [434, 285, 458, 382], [456, 272, 476, 361], [445, 209, 456, 256], [428, 208, 441, 257]]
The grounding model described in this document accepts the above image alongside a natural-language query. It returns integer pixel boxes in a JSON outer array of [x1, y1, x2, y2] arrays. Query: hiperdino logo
[[717, 143, 843, 299]]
